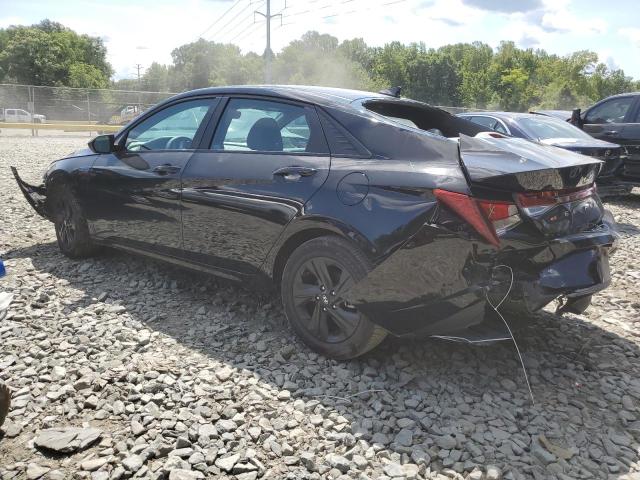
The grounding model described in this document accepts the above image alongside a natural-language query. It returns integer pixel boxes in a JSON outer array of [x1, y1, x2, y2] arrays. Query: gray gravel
[[1, 134, 640, 479]]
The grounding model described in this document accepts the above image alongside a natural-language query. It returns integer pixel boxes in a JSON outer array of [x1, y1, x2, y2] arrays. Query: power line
[[282, 0, 406, 22], [217, 1, 266, 43], [227, 16, 264, 44], [198, 0, 245, 38], [205, 1, 258, 42]]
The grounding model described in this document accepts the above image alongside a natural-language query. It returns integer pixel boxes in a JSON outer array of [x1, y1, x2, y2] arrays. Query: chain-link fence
[[0, 84, 177, 125], [0, 83, 485, 130]]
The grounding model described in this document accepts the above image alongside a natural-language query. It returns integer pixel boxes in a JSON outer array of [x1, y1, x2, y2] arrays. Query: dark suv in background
[[573, 92, 640, 181]]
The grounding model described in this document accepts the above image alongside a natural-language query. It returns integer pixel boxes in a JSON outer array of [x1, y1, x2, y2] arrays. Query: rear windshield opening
[[364, 100, 487, 138]]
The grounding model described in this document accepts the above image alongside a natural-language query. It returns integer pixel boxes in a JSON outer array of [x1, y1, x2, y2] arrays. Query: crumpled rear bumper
[[344, 214, 618, 337], [11, 166, 48, 218]]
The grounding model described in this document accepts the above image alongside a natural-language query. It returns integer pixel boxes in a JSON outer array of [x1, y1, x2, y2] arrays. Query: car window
[[517, 115, 593, 140], [18, 109, 28, 115], [125, 98, 215, 151], [585, 97, 635, 124], [212, 98, 328, 154], [469, 116, 499, 130], [494, 121, 508, 134]]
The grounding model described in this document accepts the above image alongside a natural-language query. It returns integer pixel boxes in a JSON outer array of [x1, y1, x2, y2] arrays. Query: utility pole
[[255, 0, 282, 84], [135, 64, 143, 88], [135, 64, 144, 110]]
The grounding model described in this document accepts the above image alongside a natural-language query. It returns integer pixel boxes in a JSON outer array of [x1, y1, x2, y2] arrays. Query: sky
[[1, 0, 639, 81]]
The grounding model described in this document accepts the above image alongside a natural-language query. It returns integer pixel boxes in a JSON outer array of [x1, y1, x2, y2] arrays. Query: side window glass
[[585, 97, 635, 124], [494, 121, 508, 134], [470, 116, 498, 130], [125, 98, 215, 151], [212, 98, 328, 154]]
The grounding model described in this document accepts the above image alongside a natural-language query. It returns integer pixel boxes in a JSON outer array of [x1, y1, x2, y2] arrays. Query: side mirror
[[89, 134, 116, 154], [570, 108, 583, 128]]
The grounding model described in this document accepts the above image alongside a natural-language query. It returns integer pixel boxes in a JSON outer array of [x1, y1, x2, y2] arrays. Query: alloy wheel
[[292, 257, 361, 343]]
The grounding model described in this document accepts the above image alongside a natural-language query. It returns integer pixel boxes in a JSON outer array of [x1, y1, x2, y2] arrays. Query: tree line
[[1, 20, 638, 111]]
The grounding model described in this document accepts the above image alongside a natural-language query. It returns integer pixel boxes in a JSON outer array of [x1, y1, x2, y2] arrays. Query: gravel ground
[[1, 135, 640, 480]]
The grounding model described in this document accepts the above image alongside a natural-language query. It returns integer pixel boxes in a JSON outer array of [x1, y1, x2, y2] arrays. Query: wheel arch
[[268, 218, 376, 287], [44, 169, 76, 217]]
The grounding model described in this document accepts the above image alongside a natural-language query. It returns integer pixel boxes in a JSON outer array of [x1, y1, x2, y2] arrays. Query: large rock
[[34, 427, 102, 453]]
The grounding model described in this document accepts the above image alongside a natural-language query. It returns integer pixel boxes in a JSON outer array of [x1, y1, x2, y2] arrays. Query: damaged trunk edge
[[11, 166, 48, 218], [343, 135, 617, 338]]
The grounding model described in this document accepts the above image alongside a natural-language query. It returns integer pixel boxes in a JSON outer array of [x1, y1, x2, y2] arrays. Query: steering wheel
[[166, 136, 192, 150]]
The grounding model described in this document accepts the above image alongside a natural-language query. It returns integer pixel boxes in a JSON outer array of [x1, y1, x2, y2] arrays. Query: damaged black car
[[12, 86, 618, 359]]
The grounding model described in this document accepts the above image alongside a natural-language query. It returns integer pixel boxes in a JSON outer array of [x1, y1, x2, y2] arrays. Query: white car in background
[[0, 108, 46, 123]]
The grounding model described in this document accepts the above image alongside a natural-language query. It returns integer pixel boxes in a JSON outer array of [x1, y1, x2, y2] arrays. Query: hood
[[458, 134, 602, 192], [539, 137, 620, 150], [65, 147, 96, 159]]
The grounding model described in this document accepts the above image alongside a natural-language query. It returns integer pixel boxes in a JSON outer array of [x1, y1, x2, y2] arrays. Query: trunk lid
[[458, 134, 602, 192], [457, 135, 605, 237]]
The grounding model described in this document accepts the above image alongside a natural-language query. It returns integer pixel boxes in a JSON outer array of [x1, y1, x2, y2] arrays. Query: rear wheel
[[49, 185, 99, 258], [281, 236, 387, 359]]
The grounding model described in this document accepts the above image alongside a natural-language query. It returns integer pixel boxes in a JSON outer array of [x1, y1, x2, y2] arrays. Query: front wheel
[[281, 236, 387, 360], [49, 185, 99, 258]]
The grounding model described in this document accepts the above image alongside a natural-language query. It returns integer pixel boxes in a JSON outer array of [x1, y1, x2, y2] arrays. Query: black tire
[[281, 236, 387, 360], [0, 382, 10, 428], [49, 184, 99, 258]]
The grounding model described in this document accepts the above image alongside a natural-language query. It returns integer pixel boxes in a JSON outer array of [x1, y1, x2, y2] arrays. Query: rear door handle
[[603, 130, 619, 136], [273, 166, 318, 181], [153, 164, 181, 175]]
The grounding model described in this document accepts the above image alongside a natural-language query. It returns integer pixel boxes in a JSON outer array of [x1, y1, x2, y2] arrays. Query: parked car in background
[[108, 105, 144, 125], [530, 110, 572, 121], [571, 93, 640, 182], [458, 111, 634, 195], [0, 108, 46, 123], [12, 86, 618, 359]]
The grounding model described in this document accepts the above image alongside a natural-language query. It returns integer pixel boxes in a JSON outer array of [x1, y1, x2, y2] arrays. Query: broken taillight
[[477, 200, 521, 233], [516, 185, 595, 213], [515, 185, 602, 236], [434, 189, 521, 247]]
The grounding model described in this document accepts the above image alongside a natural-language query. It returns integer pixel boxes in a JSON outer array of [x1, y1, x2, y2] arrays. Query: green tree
[[0, 19, 112, 87]]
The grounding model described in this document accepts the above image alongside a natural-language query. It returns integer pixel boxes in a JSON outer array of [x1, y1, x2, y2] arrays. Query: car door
[[86, 97, 219, 257], [180, 96, 331, 277], [17, 109, 30, 122], [582, 96, 640, 180]]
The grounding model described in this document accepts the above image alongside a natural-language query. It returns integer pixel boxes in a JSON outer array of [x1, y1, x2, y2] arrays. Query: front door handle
[[603, 130, 619, 136], [153, 164, 181, 175], [273, 166, 318, 181]]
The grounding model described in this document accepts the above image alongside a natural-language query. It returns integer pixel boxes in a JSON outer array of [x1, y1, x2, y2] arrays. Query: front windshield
[[517, 116, 593, 140]]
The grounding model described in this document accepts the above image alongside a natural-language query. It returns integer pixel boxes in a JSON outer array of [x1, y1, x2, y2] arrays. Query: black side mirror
[[570, 108, 583, 127], [89, 134, 116, 154]]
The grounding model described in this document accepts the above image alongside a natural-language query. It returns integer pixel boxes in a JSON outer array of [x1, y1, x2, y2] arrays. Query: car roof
[[169, 85, 390, 107]]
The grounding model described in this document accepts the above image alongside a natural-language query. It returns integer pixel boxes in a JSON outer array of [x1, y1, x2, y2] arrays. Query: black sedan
[[12, 86, 618, 359], [457, 111, 631, 195]]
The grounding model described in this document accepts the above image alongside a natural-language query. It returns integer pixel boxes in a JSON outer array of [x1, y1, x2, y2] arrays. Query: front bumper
[[345, 217, 618, 337], [11, 167, 48, 218]]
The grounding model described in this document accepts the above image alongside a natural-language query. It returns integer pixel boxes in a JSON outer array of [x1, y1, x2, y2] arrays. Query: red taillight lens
[[434, 189, 502, 247], [477, 200, 521, 233], [516, 185, 595, 209]]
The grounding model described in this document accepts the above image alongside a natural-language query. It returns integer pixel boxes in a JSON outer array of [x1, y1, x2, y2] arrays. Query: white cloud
[[540, 8, 607, 35], [620, 27, 640, 48]]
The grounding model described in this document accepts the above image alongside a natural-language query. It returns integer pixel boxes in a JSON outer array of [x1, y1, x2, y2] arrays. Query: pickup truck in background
[[0, 108, 47, 123]]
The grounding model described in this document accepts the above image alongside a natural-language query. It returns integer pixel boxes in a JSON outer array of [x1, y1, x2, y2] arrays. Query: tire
[[49, 184, 99, 258], [0, 382, 10, 428], [281, 236, 387, 360]]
